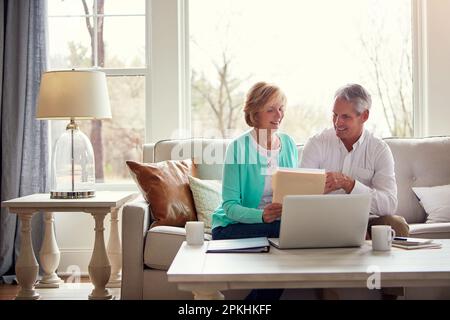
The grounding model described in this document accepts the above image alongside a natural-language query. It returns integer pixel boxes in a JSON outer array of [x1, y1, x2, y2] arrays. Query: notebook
[[272, 168, 326, 203], [392, 237, 442, 250], [392, 243, 442, 250], [392, 237, 434, 246], [206, 237, 270, 253]]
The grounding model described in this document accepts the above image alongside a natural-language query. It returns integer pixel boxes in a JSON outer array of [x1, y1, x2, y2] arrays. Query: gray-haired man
[[300, 83, 409, 237]]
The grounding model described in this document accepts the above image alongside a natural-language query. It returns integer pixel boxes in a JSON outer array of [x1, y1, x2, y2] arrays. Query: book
[[272, 168, 326, 203], [392, 237, 434, 246], [392, 237, 441, 250], [392, 242, 442, 250], [206, 237, 270, 253]]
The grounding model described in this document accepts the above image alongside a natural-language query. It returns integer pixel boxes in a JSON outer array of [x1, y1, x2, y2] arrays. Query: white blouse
[[250, 134, 280, 209]]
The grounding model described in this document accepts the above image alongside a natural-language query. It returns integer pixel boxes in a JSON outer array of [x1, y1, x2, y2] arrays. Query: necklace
[[266, 149, 279, 172]]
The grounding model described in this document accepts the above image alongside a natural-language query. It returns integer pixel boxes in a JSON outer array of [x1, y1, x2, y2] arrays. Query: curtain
[[0, 0, 48, 279]]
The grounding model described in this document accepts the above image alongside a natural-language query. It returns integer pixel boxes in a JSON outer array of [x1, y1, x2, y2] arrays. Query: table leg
[[88, 211, 112, 300], [106, 207, 121, 288], [36, 212, 63, 288], [193, 290, 225, 300], [15, 213, 40, 300]]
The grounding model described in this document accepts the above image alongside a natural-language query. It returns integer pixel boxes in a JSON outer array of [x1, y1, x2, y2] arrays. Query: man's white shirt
[[300, 128, 398, 216]]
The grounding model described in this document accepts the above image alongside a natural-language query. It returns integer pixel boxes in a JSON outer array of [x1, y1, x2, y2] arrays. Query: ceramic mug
[[371, 225, 396, 251], [185, 221, 204, 246]]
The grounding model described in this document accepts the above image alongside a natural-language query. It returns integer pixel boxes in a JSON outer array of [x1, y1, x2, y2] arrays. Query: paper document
[[392, 237, 441, 249], [392, 242, 442, 250], [272, 168, 326, 203], [206, 237, 270, 253]]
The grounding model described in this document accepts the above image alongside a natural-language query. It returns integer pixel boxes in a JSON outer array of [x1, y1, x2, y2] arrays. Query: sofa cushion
[[144, 226, 211, 270], [152, 138, 229, 163], [126, 160, 197, 228], [412, 184, 450, 223], [409, 222, 450, 239], [188, 175, 222, 234], [384, 137, 450, 223], [191, 161, 224, 180]]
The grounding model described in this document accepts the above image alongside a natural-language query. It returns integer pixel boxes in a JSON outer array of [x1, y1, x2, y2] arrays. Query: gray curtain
[[0, 0, 48, 278]]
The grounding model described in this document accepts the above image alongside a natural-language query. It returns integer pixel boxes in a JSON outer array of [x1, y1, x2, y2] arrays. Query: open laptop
[[269, 194, 371, 249]]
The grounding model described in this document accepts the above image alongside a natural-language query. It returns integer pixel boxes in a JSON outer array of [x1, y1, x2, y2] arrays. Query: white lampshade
[[36, 70, 112, 120], [36, 70, 112, 199]]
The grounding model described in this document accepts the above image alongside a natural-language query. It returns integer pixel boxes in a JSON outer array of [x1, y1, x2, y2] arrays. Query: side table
[[2, 191, 137, 300]]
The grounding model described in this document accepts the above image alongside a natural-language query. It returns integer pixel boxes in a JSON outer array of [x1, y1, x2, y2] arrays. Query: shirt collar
[[337, 128, 367, 152], [353, 129, 367, 150]]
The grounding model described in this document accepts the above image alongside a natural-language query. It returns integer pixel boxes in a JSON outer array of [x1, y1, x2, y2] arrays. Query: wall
[[426, 0, 450, 136]]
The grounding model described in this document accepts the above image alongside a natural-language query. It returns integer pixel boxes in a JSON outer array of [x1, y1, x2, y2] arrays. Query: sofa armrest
[[121, 196, 150, 300], [144, 226, 187, 270]]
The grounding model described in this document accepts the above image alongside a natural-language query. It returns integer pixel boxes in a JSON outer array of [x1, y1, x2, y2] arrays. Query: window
[[189, 0, 413, 142], [47, 0, 146, 183], [46, 0, 417, 186]]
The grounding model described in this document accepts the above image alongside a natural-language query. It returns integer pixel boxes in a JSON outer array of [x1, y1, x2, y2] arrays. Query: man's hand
[[262, 203, 282, 223], [325, 172, 355, 194]]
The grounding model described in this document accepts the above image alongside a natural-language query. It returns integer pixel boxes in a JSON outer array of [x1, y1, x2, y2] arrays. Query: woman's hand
[[262, 203, 282, 223]]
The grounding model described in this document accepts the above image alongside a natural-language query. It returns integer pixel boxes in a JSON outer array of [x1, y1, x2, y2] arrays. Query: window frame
[[47, 0, 147, 190], [147, 0, 190, 143], [412, 0, 427, 137]]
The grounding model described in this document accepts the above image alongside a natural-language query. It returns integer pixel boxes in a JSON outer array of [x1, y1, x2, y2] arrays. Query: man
[[300, 83, 409, 237]]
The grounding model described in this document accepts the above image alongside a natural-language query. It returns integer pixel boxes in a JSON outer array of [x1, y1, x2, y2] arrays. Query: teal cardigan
[[211, 130, 298, 229]]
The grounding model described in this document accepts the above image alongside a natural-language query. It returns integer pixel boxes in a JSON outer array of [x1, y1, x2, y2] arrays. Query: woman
[[211, 82, 298, 241]]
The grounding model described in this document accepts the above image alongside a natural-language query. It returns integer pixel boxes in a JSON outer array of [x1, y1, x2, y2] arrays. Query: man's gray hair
[[334, 84, 372, 114]]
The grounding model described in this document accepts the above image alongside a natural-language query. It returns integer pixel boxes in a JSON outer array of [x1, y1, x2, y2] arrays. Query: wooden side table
[[2, 191, 137, 300]]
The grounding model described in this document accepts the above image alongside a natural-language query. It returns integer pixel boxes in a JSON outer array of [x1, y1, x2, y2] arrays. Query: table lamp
[[36, 70, 112, 199]]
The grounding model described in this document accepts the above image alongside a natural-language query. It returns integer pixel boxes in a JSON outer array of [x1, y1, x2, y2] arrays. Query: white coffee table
[[2, 191, 137, 300], [167, 240, 450, 300]]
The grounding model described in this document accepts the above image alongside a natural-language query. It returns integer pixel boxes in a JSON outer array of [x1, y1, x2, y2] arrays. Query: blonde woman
[[211, 82, 298, 240]]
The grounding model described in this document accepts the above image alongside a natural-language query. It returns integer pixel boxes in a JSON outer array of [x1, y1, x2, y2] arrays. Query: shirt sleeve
[[350, 144, 398, 216], [221, 143, 264, 224]]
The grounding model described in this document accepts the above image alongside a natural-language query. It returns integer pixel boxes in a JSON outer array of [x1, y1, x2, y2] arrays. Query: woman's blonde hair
[[244, 82, 286, 127]]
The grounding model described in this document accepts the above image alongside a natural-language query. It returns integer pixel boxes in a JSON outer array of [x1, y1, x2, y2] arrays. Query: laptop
[[269, 194, 371, 249]]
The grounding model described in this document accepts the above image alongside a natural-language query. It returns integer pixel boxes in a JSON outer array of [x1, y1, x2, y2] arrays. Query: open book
[[206, 237, 270, 253], [272, 168, 326, 203], [392, 237, 442, 250]]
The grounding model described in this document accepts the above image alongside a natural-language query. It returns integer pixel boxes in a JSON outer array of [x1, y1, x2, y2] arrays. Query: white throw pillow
[[412, 184, 450, 223], [188, 175, 222, 234]]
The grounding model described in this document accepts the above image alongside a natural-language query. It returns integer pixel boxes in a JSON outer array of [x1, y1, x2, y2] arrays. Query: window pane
[[48, 17, 93, 69], [101, 16, 146, 68], [103, 0, 145, 15], [78, 76, 145, 183], [189, 0, 413, 141], [48, 0, 94, 16]]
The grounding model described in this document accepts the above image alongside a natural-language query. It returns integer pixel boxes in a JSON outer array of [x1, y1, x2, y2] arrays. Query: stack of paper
[[392, 237, 442, 250], [272, 168, 325, 203]]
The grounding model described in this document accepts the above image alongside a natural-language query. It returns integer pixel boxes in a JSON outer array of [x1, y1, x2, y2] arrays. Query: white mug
[[371, 225, 396, 251], [185, 221, 204, 245]]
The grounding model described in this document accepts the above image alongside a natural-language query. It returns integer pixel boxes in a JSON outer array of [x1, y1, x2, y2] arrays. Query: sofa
[[121, 136, 450, 300]]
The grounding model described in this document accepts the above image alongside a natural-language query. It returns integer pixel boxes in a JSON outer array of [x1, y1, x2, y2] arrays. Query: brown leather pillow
[[126, 160, 197, 228]]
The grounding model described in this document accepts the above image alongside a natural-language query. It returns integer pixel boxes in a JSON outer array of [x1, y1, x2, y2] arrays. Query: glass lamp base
[[50, 190, 95, 199]]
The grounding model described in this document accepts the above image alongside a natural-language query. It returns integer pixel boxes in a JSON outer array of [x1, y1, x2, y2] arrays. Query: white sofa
[[121, 137, 450, 299]]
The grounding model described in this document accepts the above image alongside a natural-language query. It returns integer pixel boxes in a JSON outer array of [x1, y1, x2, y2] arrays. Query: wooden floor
[[0, 277, 120, 300]]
